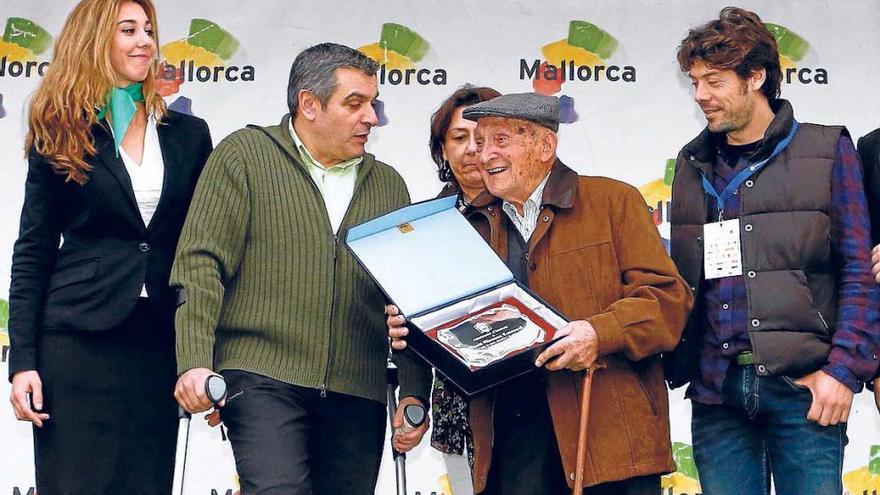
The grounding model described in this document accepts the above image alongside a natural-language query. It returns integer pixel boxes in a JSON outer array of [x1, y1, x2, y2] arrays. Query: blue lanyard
[[701, 120, 799, 220]]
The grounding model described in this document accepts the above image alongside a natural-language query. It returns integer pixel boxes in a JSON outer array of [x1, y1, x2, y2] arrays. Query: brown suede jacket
[[465, 160, 693, 491]]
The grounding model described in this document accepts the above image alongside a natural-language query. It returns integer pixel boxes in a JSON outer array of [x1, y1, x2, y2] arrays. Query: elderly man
[[388, 93, 692, 495], [667, 8, 880, 495], [171, 43, 430, 494]]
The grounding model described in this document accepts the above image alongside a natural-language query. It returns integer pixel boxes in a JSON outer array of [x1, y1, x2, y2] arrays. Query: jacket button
[[751, 319, 760, 327], [487, 206, 493, 212], [757, 364, 767, 373], [570, 472, 576, 481], [543, 215, 550, 222], [690, 286, 697, 292], [139, 242, 150, 253], [747, 271, 756, 278], [744, 224, 754, 232], [722, 342, 729, 349], [745, 180, 754, 187], [689, 155, 695, 161]]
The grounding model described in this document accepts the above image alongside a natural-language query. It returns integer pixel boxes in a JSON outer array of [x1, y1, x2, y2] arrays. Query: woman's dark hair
[[677, 6, 782, 100], [429, 85, 501, 184]]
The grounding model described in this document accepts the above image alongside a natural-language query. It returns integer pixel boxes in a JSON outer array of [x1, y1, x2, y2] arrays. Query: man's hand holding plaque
[[534, 320, 599, 372], [386, 304, 409, 351]]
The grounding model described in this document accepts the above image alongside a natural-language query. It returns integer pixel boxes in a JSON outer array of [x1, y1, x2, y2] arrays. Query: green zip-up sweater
[[171, 115, 430, 404]]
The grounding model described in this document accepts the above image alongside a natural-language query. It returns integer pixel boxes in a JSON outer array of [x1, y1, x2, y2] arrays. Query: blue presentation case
[[346, 195, 568, 396]]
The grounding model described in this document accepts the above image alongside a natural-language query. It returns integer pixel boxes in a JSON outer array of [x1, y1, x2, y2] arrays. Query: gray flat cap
[[461, 92, 560, 132]]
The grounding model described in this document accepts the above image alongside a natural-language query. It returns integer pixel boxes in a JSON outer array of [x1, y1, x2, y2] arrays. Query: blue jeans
[[691, 364, 847, 495]]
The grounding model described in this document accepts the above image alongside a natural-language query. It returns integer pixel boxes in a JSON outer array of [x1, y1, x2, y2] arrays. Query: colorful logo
[[358, 23, 447, 86], [437, 473, 453, 495], [1, 298, 9, 363], [764, 22, 826, 85], [0, 17, 53, 78], [522, 21, 634, 124], [160, 18, 254, 87], [661, 442, 702, 495], [638, 159, 675, 252], [843, 445, 880, 494]]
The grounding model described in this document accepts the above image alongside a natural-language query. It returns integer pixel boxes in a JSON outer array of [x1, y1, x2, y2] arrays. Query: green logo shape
[[379, 23, 430, 62], [664, 159, 676, 186], [870, 445, 880, 475], [764, 23, 810, 62], [0, 298, 7, 331], [188, 19, 239, 60], [566, 21, 617, 59], [3, 17, 52, 54], [672, 442, 700, 481]]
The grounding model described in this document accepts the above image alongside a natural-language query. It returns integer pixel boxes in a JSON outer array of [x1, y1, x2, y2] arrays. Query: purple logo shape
[[374, 98, 388, 127], [559, 95, 577, 124], [168, 96, 193, 116]]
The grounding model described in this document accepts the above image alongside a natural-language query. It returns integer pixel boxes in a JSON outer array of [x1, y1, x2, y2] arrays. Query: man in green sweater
[[170, 43, 431, 494]]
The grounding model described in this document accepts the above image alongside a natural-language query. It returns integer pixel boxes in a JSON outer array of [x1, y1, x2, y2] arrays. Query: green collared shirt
[[289, 120, 361, 233]]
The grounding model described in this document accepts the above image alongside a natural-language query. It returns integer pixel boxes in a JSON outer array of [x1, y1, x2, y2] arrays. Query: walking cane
[[572, 363, 604, 495], [172, 374, 228, 495], [387, 366, 427, 495]]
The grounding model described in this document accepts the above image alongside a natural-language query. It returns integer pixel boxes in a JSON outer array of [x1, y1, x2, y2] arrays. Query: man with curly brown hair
[[666, 7, 880, 495]]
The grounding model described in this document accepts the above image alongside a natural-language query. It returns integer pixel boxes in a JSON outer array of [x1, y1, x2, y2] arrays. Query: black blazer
[[858, 128, 880, 245], [8, 110, 212, 378]]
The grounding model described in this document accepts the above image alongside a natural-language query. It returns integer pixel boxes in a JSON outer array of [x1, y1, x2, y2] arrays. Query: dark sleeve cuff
[[400, 394, 429, 409], [821, 363, 862, 393], [394, 348, 432, 401], [8, 348, 37, 382]]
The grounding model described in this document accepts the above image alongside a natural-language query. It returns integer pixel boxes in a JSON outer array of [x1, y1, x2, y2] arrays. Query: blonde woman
[[7, 0, 212, 492]]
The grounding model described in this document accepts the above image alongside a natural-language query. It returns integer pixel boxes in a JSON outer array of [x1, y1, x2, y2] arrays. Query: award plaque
[[430, 299, 556, 370], [346, 195, 568, 396]]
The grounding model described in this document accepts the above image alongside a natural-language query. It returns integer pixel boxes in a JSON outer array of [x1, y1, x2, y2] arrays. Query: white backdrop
[[2, 1, 880, 494]]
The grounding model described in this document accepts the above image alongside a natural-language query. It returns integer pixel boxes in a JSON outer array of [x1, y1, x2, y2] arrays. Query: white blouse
[[118, 115, 165, 297]]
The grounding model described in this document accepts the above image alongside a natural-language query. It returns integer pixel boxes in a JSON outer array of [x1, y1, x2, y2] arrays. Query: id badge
[[703, 219, 743, 279]]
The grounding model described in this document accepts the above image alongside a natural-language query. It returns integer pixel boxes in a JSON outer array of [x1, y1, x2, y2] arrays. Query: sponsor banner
[[1, 1, 880, 494]]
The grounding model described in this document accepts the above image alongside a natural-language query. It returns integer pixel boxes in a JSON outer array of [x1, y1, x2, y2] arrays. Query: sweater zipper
[[319, 233, 338, 398], [319, 178, 363, 397]]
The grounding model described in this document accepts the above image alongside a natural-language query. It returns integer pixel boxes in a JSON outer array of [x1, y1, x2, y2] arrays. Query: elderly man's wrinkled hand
[[534, 320, 599, 371], [386, 304, 409, 351]]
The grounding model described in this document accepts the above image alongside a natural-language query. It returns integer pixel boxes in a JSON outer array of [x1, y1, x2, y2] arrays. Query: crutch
[[387, 366, 427, 495], [572, 363, 605, 495], [172, 374, 228, 495]]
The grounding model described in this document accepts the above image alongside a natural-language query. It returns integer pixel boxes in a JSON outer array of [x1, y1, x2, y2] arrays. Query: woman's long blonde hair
[[25, 0, 166, 185]]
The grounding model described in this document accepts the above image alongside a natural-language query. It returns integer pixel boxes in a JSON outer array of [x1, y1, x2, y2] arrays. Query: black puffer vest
[[665, 100, 846, 387]]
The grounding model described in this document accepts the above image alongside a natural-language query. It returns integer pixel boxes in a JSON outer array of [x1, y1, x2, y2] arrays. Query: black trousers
[[480, 372, 661, 495], [219, 370, 386, 495], [585, 475, 661, 495], [34, 299, 178, 495], [481, 372, 569, 494]]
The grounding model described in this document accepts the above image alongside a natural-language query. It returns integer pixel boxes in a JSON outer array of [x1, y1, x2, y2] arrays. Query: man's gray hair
[[287, 43, 379, 117]]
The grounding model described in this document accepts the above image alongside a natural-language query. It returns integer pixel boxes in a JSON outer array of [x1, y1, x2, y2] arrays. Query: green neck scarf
[[97, 82, 145, 156]]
